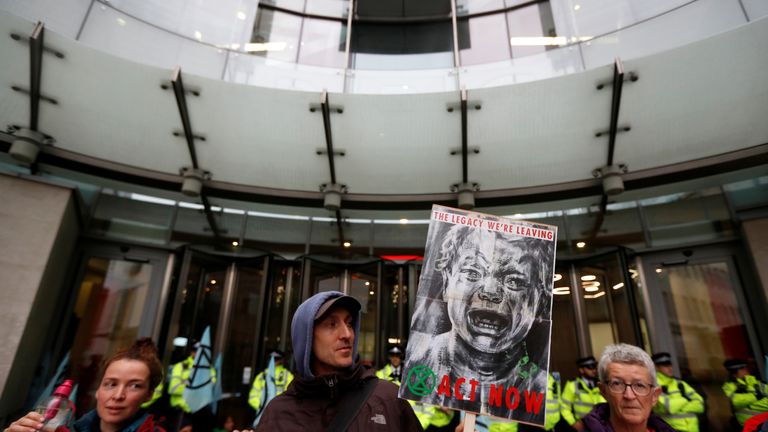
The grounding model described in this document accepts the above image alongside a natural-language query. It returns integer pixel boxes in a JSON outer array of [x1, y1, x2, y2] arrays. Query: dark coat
[[581, 403, 675, 432], [72, 410, 165, 432], [255, 363, 423, 431]]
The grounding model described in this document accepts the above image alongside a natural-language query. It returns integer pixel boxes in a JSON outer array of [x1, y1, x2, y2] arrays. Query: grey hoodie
[[291, 290, 360, 379]]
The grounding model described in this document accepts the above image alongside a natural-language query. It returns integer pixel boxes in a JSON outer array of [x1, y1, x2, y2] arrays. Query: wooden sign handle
[[463, 412, 476, 432]]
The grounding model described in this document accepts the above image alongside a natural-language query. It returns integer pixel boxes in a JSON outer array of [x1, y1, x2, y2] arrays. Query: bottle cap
[[53, 379, 74, 398]]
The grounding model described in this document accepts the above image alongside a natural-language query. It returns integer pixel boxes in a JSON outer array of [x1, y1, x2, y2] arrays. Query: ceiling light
[[584, 285, 600, 292], [364, 281, 370, 286], [656, 268, 663, 273], [369, 290, 374, 295], [574, 4, 581, 11], [553, 287, 571, 295], [343, 241, 352, 248], [576, 241, 586, 248], [242, 41, 288, 52], [236, 11, 247, 20], [210, 280, 217, 285], [585, 291, 605, 299], [399, 218, 409, 224], [388, 338, 401, 344], [510, 36, 567, 46], [581, 275, 596, 281], [232, 241, 239, 247], [179, 167, 211, 197], [194, 31, 203, 40], [553, 273, 562, 282], [321, 183, 345, 211], [116, 17, 126, 26], [582, 281, 600, 288], [613, 282, 624, 290]]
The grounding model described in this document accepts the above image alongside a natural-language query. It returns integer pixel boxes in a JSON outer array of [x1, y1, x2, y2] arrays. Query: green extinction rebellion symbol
[[406, 365, 437, 397]]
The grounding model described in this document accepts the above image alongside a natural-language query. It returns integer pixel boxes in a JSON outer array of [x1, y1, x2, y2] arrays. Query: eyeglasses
[[604, 380, 654, 396]]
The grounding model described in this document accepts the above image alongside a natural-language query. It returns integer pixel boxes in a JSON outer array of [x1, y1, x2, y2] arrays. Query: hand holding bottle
[[3, 411, 45, 432]]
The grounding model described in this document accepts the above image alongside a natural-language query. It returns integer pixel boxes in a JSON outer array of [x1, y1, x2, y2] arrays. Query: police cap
[[576, 356, 597, 368], [388, 346, 404, 357], [651, 352, 673, 365], [723, 359, 747, 373]]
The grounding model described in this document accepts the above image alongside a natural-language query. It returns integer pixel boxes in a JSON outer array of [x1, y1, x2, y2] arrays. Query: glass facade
[[2, 0, 761, 92]]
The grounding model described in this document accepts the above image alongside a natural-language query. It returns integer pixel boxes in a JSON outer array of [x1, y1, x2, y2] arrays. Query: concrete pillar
[[0, 173, 79, 419]]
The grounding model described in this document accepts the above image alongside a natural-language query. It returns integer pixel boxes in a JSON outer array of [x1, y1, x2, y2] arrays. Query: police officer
[[376, 345, 439, 430], [249, 350, 294, 416], [169, 344, 197, 414], [722, 359, 768, 427], [376, 346, 404, 383], [515, 372, 561, 432], [560, 356, 606, 431], [651, 352, 704, 432]]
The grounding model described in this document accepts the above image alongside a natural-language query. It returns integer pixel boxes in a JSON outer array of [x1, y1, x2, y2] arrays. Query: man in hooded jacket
[[255, 291, 423, 431]]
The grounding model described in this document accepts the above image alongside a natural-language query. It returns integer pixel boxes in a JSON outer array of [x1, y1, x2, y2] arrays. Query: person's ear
[[598, 381, 608, 399], [651, 385, 662, 404]]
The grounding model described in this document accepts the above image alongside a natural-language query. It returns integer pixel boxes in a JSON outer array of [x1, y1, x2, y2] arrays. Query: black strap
[[325, 377, 379, 432]]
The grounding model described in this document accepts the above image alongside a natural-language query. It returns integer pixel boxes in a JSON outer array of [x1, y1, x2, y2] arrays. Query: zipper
[[325, 375, 338, 399]]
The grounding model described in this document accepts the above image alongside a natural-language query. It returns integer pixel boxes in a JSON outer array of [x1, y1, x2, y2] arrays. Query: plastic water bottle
[[35, 379, 75, 431]]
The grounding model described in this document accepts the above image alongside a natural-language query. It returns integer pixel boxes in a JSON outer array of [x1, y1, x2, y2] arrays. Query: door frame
[[637, 242, 766, 377]]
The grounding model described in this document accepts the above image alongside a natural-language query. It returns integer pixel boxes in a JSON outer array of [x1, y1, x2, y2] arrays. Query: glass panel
[[577, 254, 642, 355], [598, 202, 646, 250], [172, 206, 243, 247], [458, 45, 582, 88], [347, 68, 458, 94], [90, 193, 174, 244], [78, 6, 227, 80], [305, 0, 349, 19], [350, 263, 378, 366], [457, 14, 510, 66], [261, 260, 298, 357], [223, 50, 345, 92], [306, 259, 342, 293], [723, 176, 768, 210], [641, 188, 734, 247], [372, 222, 429, 251], [550, 266, 580, 378], [243, 213, 308, 256], [69, 257, 153, 414], [506, 3, 551, 59], [170, 255, 227, 364], [308, 218, 371, 256], [106, 0, 259, 48], [579, 0, 745, 70], [220, 258, 265, 423], [563, 0, 698, 40], [350, 21, 454, 70], [261, 0, 306, 14], [0, 0, 92, 38], [297, 17, 347, 68], [249, 8, 301, 62], [655, 261, 756, 431]]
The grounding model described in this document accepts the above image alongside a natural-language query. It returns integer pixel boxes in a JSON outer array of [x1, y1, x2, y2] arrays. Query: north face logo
[[370, 414, 387, 425]]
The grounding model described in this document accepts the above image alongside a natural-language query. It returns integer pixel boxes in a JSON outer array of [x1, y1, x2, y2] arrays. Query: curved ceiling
[[1, 11, 767, 209]]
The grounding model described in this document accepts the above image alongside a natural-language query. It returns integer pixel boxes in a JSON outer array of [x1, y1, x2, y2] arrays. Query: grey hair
[[598, 343, 657, 386]]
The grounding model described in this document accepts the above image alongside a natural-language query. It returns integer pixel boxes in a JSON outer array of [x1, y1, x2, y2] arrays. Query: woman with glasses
[[580, 344, 675, 432]]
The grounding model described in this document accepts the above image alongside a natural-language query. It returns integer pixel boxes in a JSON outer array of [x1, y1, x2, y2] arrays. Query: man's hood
[[291, 290, 361, 379]]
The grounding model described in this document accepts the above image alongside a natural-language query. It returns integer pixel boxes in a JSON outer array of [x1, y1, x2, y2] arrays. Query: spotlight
[[592, 164, 627, 196], [343, 241, 352, 248], [179, 167, 211, 197], [9, 129, 45, 164], [321, 183, 346, 211]]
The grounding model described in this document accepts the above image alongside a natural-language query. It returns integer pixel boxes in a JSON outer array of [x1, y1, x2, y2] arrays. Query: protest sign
[[399, 205, 557, 426]]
